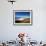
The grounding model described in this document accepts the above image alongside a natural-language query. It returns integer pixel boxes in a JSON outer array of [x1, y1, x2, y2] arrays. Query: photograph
[[13, 10, 32, 25]]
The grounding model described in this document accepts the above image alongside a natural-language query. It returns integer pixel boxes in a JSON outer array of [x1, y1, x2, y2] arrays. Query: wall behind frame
[[0, 0, 46, 41]]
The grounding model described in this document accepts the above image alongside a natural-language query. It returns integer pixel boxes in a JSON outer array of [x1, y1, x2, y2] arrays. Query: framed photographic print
[[13, 10, 32, 26]]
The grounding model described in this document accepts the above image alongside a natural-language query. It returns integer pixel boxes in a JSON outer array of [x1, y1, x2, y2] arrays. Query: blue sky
[[15, 12, 31, 18]]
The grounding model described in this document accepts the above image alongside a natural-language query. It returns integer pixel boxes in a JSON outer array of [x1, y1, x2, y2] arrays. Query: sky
[[15, 12, 31, 17], [15, 12, 32, 19]]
